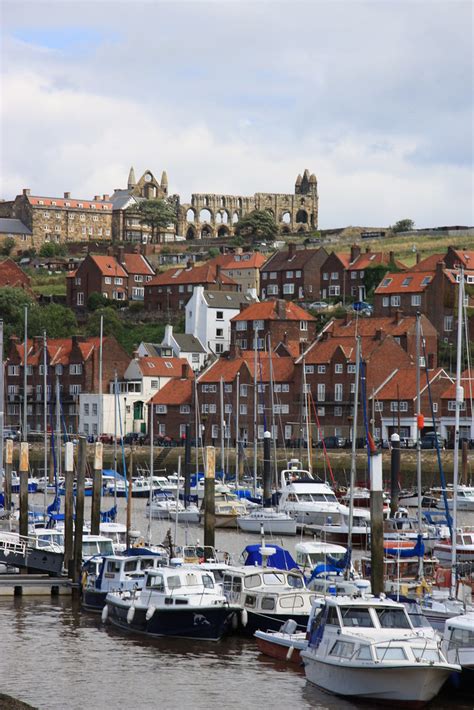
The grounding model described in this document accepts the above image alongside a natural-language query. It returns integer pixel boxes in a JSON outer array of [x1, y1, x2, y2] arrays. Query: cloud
[[0, 0, 472, 227]]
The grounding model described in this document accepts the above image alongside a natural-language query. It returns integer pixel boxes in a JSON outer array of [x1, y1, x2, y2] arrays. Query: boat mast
[[0, 320, 4, 500], [346, 335, 361, 576], [194, 376, 199, 475], [23, 306, 28, 441], [450, 267, 464, 599], [267, 335, 278, 490], [253, 328, 258, 496], [147, 399, 154, 546], [98, 315, 103, 439], [220, 376, 225, 479], [235, 370, 240, 489], [302, 356, 312, 474], [113, 370, 118, 508], [415, 312, 423, 580], [43, 331, 48, 517], [55, 374, 62, 482]]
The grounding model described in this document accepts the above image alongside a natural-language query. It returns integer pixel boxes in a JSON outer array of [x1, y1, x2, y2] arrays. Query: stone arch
[[297, 226, 306, 233], [217, 226, 230, 238], [215, 212, 222, 224], [296, 209, 308, 224], [237, 198, 243, 209], [281, 225, 291, 235], [199, 208, 212, 223], [186, 208, 196, 223], [186, 225, 196, 240], [204, 196, 210, 207], [300, 197, 306, 205], [220, 196, 226, 207], [280, 211, 291, 224], [201, 224, 213, 238], [232, 211, 239, 224]]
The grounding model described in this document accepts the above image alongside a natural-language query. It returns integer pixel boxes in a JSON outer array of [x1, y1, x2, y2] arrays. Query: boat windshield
[[448, 628, 474, 649], [340, 607, 374, 628], [287, 574, 304, 588], [97, 540, 114, 555], [375, 608, 411, 629], [375, 646, 407, 661], [262, 572, 286, 586]]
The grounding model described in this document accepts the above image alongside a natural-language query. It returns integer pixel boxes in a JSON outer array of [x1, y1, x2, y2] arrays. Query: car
[[315, 435, 346, 449], [420, 432, 446, 450], [308, 301, 329, 310], [2, 429, 19, 441], [352, 301, 373, 316]]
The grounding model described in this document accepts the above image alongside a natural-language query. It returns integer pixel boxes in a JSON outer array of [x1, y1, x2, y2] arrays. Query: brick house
[[439, 370, 474, 444], [148, 376, 194, 441], [0, 258, 32, 292], [119, 250, 155, 301], [319, 245, 404, 303], [369, 367, 451, 443], [0, 189, 112, 249], [259, 243, 328, 301], [321, 312, 438, 367], [66, 254, 129, 310], [230, 299, 317, 351], [144, 262, 239, 314], [294, 332, 413, 441], [211, 250, 266, 295], [5, 334, 130, 434]]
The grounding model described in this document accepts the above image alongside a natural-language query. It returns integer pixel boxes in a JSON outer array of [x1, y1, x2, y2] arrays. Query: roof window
[[382, 278, 392, 287], [402, 277, 412, 287]]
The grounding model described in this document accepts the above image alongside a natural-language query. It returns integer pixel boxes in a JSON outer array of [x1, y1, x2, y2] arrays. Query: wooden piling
[[72, 437, 86, 590], [204, 446, 215, 559], [91, 442, 103, 535], [4, 439, 13, 511], [370, 451, 384, 597], [64, 442, 74, 576], [389, 433, 400, 517], [263, 431, 272, 507], [19, 442, 29, 539]]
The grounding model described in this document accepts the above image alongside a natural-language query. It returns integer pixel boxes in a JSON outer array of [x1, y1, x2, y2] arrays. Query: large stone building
[[0, 190, 112, 249], [178, 168, 318, 240]]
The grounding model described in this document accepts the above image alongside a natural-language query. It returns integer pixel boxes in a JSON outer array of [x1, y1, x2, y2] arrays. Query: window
[[262, 272, 268, 280], [328, 285, 340, 296], [375, 608, 411, 629], [240, 403, 247, 416], [224, 384, 232, 393], [236, 321, 247, 331], [253, 319, 264, 330], [305, 365, 314, 374], [69, 364, 82, 375], [155, 405, 167, 414], [390, 401, 398, 412], [216, 311, 224, 320], [444, 316, 453, 332], [350, 383, 356, 394], [84, 403, 90, 416], [266, 285, 278, 295], [382, 297, 389, 307], [334, 384, 343, 402], [334, 406, 342, 416], [238, 339, 247, 349], [322, 272, 329, 281], [69, 384, 81, 395], [209, 404, 216, 414], [281, 384, 289, 392], [105, 276, 112, 285], [215, 343, 224, 354], [300, 320, 308, 331], [202, 385, 217, 393], [269, 272, 277, 279], [391, 295, 401, 306], [351, 271, 357, 280], [77, 292, 84, 306], [329, 641, 355, 658], [216, 328, 224, 339], [211, 424, 219, 439], [240, 384, 248, 397], [286, 271, 293, 278], [283, 283, 294, 294], [84, 423, 89, 435], [180, 405, 191, 414], [335, 364, 343, 374], [114, 277, 123, 285], [317, 365, 326, 374], [224, 404, 232, 414], [340, 607, 374, 627], [317, 384, 325, 402], [399, 401, 408, 412], [8, 365, 19, 376], [74, 277, 81, 286], [411, 295, 421, 306]]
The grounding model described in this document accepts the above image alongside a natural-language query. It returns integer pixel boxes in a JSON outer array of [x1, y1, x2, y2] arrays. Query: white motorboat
[[295, 541, 371, 596], [278, 459, 348, 526], [383, 516, 439, 553], [317, 508, 371, 548], [433, 527, 474, 565], [398, 489, 440, 509], [213, 496, 250, 529], [147, 493, 201, 524], [295, 540, 348, 575], [437, 485, 474, 512], [237, 508, 297, 535], [442, 612, 474, 673], [99, 522, 142, 553], [104, 565, 236, 640], [106, 476, 162, 498], [301, 595, 460, 705], [419, 593, 468, 632], [255, 618, 308, 664]]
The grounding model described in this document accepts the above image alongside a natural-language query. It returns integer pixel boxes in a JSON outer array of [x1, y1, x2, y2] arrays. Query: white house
[[185, 286, 256, 355], [79, 390, 144, 438], [124, 356, 190, 401], [160, 324, 206, 371]]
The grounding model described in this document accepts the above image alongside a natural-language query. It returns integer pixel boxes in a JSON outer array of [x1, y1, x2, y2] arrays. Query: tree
[[87, 292, 111, 311], [27, 304, 77, 339], [85, 307, 124, 339], [234, 210, 278, 243], [39, 242, 67, 257], [391, 219, 415, 233], [1, 237, 16, 257], [130, 199, 177, 243], [0, 288, 34, 340]]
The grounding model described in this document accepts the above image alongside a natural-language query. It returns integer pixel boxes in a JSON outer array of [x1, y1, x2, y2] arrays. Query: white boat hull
[[237, 517, 297, 535], [302, 654, 454, 705]]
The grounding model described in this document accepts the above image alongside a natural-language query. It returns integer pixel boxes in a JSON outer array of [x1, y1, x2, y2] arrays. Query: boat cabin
[[295, 541, 347, 572], [222, 566, 312, 616], [82, 535, 115, 559]]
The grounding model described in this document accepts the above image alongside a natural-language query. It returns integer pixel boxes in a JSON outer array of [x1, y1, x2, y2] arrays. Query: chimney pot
[[375, 328, 384, 341], [350, 244, 361, 262], [416, 252, 421, 264], [63, 192, 70, 199], [23, 189, 31, 197], [118, 246, 125, 264], [103, 194, 109, 201], [94, 195, 100, 201], [186, 259, 193, 269], [181, 363, 187, 379]]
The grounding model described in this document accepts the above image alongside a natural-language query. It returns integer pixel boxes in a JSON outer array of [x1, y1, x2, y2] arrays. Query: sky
[[0, 0, 473, 228]]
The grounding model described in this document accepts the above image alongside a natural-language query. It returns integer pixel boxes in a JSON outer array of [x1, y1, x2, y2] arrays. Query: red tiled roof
[[261, 246, 326, 272], [198, 354, 294, 384], [135, 357, 190, 377], [10, 336, 108, 366], [90, 255, 128, 278], [146, 262, 237, 287], [374, 271, 434, 294], [410, 253, 445, 272], [333, 252, 351, 268], [148, 378, 193, 405], [0, 258, 31, 289], [231, 300, 315, 322], [440, 370, 474, 399], [122, 253, 155, 276], [374, 367, 448, 400], [28, 196, 112, 210], [327, 313, 437, 337], [213, 252, 266, 269], [452, 249, 474, 268], [444, 268, 474, 284], [347, 252, 406, 270]]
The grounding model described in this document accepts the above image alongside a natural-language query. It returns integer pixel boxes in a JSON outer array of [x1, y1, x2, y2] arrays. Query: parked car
[[420, 432, 446, 450], [447, 436, 474, 449], [2, 429, 19, 441], [315, 436, 346, 449], [352, 301, 373, 316], [308, 301, 329, 310]]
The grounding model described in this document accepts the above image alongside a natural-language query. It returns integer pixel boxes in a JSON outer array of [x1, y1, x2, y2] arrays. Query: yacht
[[433, 527, 474, 565], [301, 595, 460, 704], [436, 485, 474, 512], [99, 522, 142, 553], [147, 492, 201, 524], [278, 459, 348, 526], [104, 566, 236, 640], [442, 612, 474, 681], [317, 508, 371, 548], [237, 508, 297, 535]]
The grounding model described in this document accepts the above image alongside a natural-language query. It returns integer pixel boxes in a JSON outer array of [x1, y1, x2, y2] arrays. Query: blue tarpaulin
[[242, 544, 298, 570]]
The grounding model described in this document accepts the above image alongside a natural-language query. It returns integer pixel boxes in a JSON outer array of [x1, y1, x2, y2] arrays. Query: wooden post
[[389, 433, 400, 517], [19, 442, 29, 539], [184, 423, 191, 508], [126, 446, 133, 550], [370, 451, 384, 597], [204, 446, 215, 559], [263, 431, 272, 507], [4, 438, 13, 511], [73, 437, 86, 589], [64, 441, 74, 576], [91, 442, 103, 535]]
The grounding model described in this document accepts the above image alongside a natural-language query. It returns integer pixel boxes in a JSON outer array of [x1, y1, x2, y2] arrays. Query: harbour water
[[0, 496, 473, 709]]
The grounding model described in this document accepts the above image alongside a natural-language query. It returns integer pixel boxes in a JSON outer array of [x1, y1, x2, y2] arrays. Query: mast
[[55, 375, 62, 481], [267, 335, 278, 489], [43, 331, 48, 516], [302, 357, 312, 474], [346, 335, 361, 575], [98, 315, 103, 438], [450, 268, 464, 599], [220, 376, 225, 478], [415, 312, 423, 579], [23, 306, 28, 441], [253, 328, 258, 496], [235, 370, 240, 488], [147, 400, 154, 546], [194, 377, 199, 475], [113, 370, 118, 507], [0, 320, 3, 497]]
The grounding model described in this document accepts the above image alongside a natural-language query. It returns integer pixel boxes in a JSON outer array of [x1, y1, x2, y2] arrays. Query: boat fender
[[241, 608, 248, 627], [231, 613, 238, 631], [286, 646, 294, 661], [81, 570, 88, 589], [146, 605, 156, 621], [127, 605, 135, 624], [101, 605, 109, 623]]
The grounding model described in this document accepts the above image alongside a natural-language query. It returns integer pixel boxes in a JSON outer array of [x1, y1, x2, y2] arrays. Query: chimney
[[23, 189, 31, 196], [350, 244, 361, 262], [299, 342, 306, 354], [389, 251, 394, 263], [164, 324, 173, 344], [365, 245, 371, 254], [107, 246, 114, 256], [375, 327, 384, 341], [288, 243, 296, 259], [436, 260, 445, 276], [118, 246, 125, 264], [277, 299, 286, 320], [94, 195, 100, 201], [216, 264, 221, 280], [395, 310, 403, 324], [283, 331, 288, 344], [181, 363, 188, 379], [186, 259, 193, 269], [64, 192, 70, 199], [344, 311, 351, 325], [321, 330, 330, 341], [416, 252, 421, 264], [103, 194, 110, 201]]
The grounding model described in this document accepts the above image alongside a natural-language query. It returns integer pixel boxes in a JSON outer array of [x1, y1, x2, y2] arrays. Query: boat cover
[[242, 544, 298, 570]]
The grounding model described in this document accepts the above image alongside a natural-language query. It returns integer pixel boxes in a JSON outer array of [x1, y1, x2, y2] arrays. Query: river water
[[0, 495, 473, 709]]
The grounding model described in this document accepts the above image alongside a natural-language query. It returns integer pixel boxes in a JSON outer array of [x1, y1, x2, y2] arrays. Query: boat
[[295, 540, 348, 576], [317, 508, 371, 547], [11, 475, 38, 494], [106, 475, 162, 498], [104, 565, 236, 640], [255, 618, 309, 664], [277, 459, 349, 526], [442, 612, 474, 684], [384, 515, 439, 553], [99, 522, 142, 553], [147, 492, 201, 524], [419, 594, 468, 632], [237, 508, 297, 535], [398, 489, 440, 509], [301, 595, 460, 705], [433, 527, 474, 565], [213, 496, 249, 529], [436, 485, 474, 512], [81, 550, 169, 612]]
